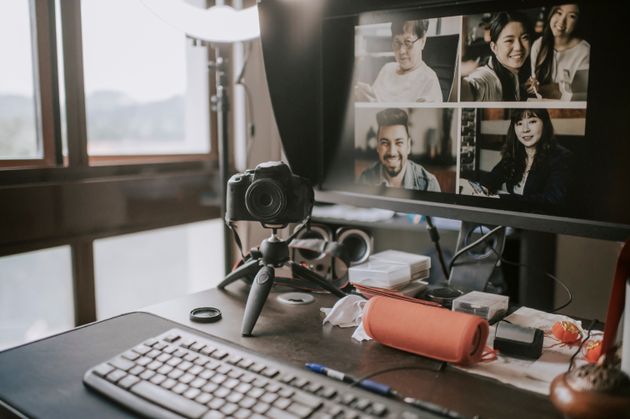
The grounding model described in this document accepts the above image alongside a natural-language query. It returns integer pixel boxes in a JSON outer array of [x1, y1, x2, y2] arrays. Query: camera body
[[226, 161, 314, 225]]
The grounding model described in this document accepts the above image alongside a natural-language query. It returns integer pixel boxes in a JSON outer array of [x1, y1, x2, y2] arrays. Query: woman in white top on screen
[[461, 12, 532, 101], [355, 19, 443, 103], [526, 4, 590, 101]]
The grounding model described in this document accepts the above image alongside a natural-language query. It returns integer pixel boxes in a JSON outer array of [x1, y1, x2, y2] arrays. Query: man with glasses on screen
[[359, 108, 441, 191], [355, 18, 443, 103]]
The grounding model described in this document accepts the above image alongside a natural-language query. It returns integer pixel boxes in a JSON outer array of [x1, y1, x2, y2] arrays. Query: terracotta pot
[[549, 364, 630, 419]]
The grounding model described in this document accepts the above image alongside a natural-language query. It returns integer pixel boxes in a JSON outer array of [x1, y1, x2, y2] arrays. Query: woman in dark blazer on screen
[[481, 108, 573, 207]]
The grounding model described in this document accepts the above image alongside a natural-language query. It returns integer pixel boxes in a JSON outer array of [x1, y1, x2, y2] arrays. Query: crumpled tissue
[[320, 295, 372, 342]]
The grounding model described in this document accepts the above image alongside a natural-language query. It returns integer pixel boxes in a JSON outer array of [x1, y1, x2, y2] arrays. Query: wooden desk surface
[[143, 285, 562, 419]]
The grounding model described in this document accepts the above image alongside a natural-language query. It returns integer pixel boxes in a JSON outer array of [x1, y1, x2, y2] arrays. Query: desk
[[0, 285, 562, 419]]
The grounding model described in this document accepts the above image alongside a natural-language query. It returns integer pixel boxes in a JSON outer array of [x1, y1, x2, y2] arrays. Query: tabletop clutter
[[322, 249, 607, 396]]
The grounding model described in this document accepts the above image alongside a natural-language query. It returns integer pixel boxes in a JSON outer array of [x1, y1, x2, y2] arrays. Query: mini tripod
[[218, 218, 347, 336]]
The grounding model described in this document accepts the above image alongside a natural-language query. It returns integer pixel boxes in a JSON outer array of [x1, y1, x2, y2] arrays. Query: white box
[[370, 250, 431, 280], [348, 259, 410, 289], [452, 291, 509, 321]]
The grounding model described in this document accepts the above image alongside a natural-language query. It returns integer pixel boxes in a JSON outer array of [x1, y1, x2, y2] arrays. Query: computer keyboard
[[83, 328, 439, 419]]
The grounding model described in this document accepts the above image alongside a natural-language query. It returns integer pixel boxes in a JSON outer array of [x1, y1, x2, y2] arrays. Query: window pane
[[81, 0, 210, 156], [0, 1, 39, 160], [94, 220, 225, 319], [0, 247, 74, 350]]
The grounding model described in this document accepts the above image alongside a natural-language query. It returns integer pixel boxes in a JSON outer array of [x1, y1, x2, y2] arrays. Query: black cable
[[568, 319, 596, 371], [487, 246, 573, 313], [425, 216, 449, 279], [447, 225, 506, 276], [348, 363, 445, 388], [227, 221, 246, 260]]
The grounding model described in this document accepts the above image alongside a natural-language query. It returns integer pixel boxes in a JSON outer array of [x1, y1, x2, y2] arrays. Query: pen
[[304, 363, 392, 395], [305, 363, 477, 419]]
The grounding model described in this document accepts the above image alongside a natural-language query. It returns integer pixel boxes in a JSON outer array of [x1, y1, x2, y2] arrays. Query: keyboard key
[[318, 386, 336, 399], [239, 397, 256, 409], [190, 342, 205, 352], [221, 402, 239, 416], [157, 365, 173, 376], [109, 357, 135, 372], [235, 383, 252, 394], [237, 358, 254, 369], [260, 392, 278, 404], [226, 392, 244, 404], [226, 355, 242, 365], [355, 398, 371, 411], [213, 387, 230, 399], [143, 338, 159, 347], [105, 369, 127, 384], [223, 378, 240, 389], [273, 397, 291, 410], [199, 369, 215, 380], [92, 363, 114, 377], [249, 363, 265, 373], [287, 401, 315, 418], [163, 345, 178, 354], [146, 349, 161, 359], [163, 333, 180, 343], [249, 387, 265, 399], [157, 353, 171, 363], [370, 402, 388, 417], [195, 393, 213, 405], [252, 402, 270, 414], [168, 369, 184, 380], [305, 382, 322, 394], [202, 411, 224, 419], [227, 369, 243, 379], [184, 353, 199, 362], [279, 388, 295, 398], [252, 377, 268, 388], [179, 373, 195, 385], [150, 374, 166, 385], [200, 346, 216, 356], [183, 388, 201, 400], [146, 360, 163, 371], [161, 378, 177, 390], [201, 382, 218, 394], [266, 383, 281, 393], [136, 357, 152, 367], [216, 365, 231, 375], [167, 358, 183, 367], [122, 350, 140, 361], [190, 378, 206, 389], [118, 375, 140, 390], [234, 408, 252, 419], [293, 391, 323, 409], [172, 383, 189, 395], [179, 361, 194, 372], [139, 369, 155, 380], [133, 344, 152, 355], [130, 381, 207, 418], [208, 398, 226, 410], [262, 367, 279, 378], [267, 406, 300, 419], [211, 349, 227, 360], [291, 377, 309, 389]]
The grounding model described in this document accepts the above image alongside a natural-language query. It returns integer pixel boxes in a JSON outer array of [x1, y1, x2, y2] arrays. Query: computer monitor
[[258, 0, 630, 242]]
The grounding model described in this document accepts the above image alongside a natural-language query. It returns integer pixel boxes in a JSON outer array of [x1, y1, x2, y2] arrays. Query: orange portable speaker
[[362, 296, 489, 365]]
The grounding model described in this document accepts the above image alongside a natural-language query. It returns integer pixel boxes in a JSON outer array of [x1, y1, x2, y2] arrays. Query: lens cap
[[189, 307, 222, 323]]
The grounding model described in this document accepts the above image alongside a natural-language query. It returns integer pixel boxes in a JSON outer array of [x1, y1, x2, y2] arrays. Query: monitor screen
[[258, 0, 630, 240]]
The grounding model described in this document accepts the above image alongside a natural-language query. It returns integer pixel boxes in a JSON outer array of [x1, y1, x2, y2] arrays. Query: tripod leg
[[290, 262, 347, 298], [217, 258, 261, 289], [241, 265, 275, 336]]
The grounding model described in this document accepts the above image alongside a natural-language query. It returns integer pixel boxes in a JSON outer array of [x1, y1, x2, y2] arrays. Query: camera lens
[[245, 178, 287, 223]]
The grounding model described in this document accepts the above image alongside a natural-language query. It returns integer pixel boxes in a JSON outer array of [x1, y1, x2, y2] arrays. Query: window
[[0, 1, 39, 160], [94, 220, 224, 319], [0, 246, 74, 350], [81, 0, 211, 157], [0, 0, 224, 335]]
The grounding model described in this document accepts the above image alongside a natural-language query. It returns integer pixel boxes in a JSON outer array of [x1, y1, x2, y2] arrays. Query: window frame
[[0, 0, 226, 326]]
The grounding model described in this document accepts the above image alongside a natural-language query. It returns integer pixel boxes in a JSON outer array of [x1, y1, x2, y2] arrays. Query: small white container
[[348, 260, 410, 289]]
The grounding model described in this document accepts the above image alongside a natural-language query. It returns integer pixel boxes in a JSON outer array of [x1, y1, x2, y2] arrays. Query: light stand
[[218, 219, 346, 336], [209, 47, 233, 275]]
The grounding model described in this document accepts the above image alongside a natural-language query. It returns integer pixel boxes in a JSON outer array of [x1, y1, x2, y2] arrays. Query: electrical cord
[[568, 319, 596, 371], [486, 245, 573, 313], [447, 225, 506, 276], [425, 216, 449, 279], [348, 363, 446, 388]]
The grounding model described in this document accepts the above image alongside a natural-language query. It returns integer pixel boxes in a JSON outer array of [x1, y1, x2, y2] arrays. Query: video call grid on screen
[[342, 4, 590, 211]]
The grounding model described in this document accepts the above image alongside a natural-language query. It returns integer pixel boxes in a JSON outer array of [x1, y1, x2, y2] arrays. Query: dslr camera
[[226, 161, 314, 225]]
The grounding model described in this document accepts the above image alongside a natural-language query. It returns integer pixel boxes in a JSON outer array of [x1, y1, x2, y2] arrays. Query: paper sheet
[[455, 306, 600, 395]]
